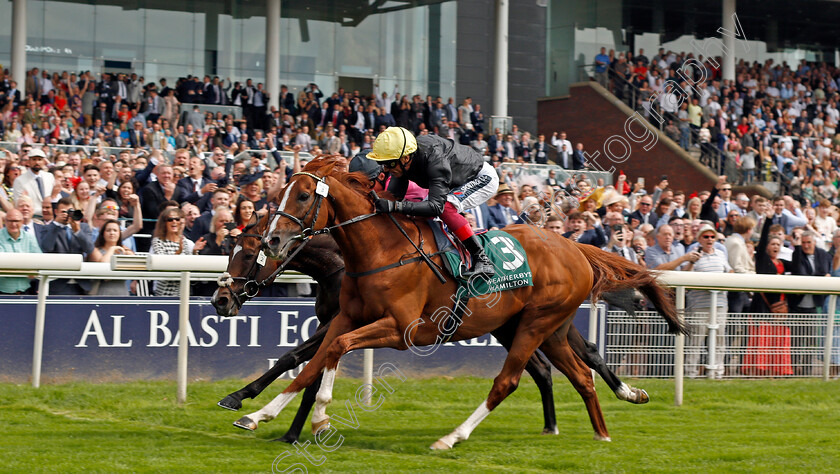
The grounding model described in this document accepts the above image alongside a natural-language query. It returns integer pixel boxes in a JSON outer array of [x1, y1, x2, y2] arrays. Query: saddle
[[429, 220, 533, 296], [428, 220, 534, 343]]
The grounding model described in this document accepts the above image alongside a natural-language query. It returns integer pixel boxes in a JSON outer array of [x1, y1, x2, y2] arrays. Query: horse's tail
[[575, 243, 687, 335]]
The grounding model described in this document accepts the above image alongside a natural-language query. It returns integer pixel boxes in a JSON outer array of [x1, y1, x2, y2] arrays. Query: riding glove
[[375, 198, 403, 214]]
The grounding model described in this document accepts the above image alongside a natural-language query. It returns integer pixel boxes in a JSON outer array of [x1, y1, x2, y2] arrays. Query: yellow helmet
[[368, 127, 417, 161]]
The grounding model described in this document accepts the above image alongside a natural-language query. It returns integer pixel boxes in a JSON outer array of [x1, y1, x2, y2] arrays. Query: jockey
[[367, 126, 499, 277]]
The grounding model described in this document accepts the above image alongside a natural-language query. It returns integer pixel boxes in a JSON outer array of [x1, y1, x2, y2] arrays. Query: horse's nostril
[[216, 296, 229, 308], [269, 236, 281, 247]]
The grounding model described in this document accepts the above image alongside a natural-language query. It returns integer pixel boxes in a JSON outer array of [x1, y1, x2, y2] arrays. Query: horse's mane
[[302, 156, 395, 201]]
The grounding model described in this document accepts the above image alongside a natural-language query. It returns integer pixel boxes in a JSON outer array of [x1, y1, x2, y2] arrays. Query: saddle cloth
[[429, 221, 533, 297]]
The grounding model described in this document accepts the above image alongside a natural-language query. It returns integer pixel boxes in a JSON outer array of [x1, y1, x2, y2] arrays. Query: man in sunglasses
[[683, 224, 732, 379], [35, 198, 94, 295], [367, 126, 498, 277]]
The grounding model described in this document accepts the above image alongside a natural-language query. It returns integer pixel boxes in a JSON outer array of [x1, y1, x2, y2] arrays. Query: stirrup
[[462, 257, 495, 278]]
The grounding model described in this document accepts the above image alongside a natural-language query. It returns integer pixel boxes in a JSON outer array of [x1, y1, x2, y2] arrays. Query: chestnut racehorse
[[212, 223, 653, 442], [238, 158, 683, 448]]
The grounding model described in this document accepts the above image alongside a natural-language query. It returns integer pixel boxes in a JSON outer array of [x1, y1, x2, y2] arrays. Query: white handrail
[[146, 254, 230, 272], [657, 270, 840, 294], [0, 254, 83, 271]]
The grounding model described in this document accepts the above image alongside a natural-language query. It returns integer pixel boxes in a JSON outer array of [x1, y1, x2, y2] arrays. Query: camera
[[224, 222, 237, 231], [611, 224, 624, 232], [62, 208, 84, 221]]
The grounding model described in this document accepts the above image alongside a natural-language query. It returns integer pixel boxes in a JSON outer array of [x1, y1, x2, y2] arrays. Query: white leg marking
[[247, 391, 299, 423], [312, 368, 337, 424], [615, 382, 632, 401], [268, 182, 296, 235], [433, 399, 492, 449]]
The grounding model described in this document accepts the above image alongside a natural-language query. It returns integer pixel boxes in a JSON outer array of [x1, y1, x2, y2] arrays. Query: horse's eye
[[299, 192, 310, 201]]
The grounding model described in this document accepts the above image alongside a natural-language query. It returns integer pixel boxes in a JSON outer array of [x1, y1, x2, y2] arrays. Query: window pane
[[94, 3, 144, 61]]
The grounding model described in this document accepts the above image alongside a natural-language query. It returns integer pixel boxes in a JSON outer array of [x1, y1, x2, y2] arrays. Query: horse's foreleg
[[540, 331, 611, 441], [219, 323, 330, 411], [567, 326, 648, 404], [234, 313, 356, 432], [310, 316, 402, 434], [274, 372, 323, 443], [490, 328, 558, 435]]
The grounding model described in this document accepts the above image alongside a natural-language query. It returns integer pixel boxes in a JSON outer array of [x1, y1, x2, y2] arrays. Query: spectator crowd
[[593, 46, 840, 205]]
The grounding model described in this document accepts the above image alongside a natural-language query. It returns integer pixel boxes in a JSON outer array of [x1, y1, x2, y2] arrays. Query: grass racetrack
[[1, 376, 838, 472]]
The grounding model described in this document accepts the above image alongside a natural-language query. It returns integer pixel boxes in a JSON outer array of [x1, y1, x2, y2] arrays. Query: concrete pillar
[[265, 0, 281, 111], [722, 0, 736, 82], [493, 0, 508, 117], [11, 0, 27, 95]]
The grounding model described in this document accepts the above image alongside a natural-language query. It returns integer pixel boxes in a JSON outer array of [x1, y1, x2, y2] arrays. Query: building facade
[[0, 0, 548, 132]]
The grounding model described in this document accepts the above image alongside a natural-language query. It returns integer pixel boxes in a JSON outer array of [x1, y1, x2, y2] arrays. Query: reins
[[368, 190, 448, 284], [259, 170, 447, 284]]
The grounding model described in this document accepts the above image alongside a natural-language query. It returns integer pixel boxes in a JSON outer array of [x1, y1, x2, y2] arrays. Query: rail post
[[362, 349, 374, 406], [31, 275, 50, 388], [707, 291, 719, 379], [588, 301, 598, 379], [177, 271, 191, 403], [824, 294, 836, 382], [674, 286, 685, 406]]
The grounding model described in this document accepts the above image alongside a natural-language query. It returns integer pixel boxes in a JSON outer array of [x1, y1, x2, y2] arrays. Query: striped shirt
[[687, 248, 731, 310], [150, 237, 195, 297]]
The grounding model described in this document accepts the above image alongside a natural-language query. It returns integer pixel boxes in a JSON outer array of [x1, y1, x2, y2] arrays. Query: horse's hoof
[[593, 434, 612, 442], [430, 440, 452, 450], [233, 416, 258, 431], [311, 417, 330, 435], [272, 433, 299, 444], [541, 427, 559, 435], [631, 388, 650, 404], [218, 395, 242, 411]]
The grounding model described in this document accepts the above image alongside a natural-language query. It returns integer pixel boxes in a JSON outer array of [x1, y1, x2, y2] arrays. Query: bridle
[[267, 171, 379, 243], [216, 223, 324, 310], [269, 171, 334, 242], [217, 171, 377, 306]]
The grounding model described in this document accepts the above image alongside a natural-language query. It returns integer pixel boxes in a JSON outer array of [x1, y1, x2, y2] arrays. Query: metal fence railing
[[0, 141, 179, 163], [0, 141, 133, 157], [605, 309, 837, 379], [498, 163, 613, 189]]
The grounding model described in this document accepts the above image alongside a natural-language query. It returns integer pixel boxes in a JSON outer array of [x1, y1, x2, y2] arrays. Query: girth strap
[[440, 289, 471, 343]]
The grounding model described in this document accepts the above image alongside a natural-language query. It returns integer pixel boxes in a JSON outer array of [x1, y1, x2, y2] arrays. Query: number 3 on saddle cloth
[[429, 221, 534, 341]]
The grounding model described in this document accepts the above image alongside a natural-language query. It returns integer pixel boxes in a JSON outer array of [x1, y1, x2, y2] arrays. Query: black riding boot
[[461, 235, 496, 278]]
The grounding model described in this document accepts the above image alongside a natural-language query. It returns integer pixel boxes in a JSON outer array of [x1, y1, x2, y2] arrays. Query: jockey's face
[[385, 154, 411, 178], [373, 172, 388, 192]]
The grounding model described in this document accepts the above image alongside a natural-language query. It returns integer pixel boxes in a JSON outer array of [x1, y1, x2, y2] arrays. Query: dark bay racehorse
[[239, 158, 683, 448], [212, 225, 650, 442]]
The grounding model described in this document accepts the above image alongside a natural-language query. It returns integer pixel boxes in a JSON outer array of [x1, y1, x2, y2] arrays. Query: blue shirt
[[645, 243, 686, 270], [0, 228, 42, 293], [594, 54, 610, 73]]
